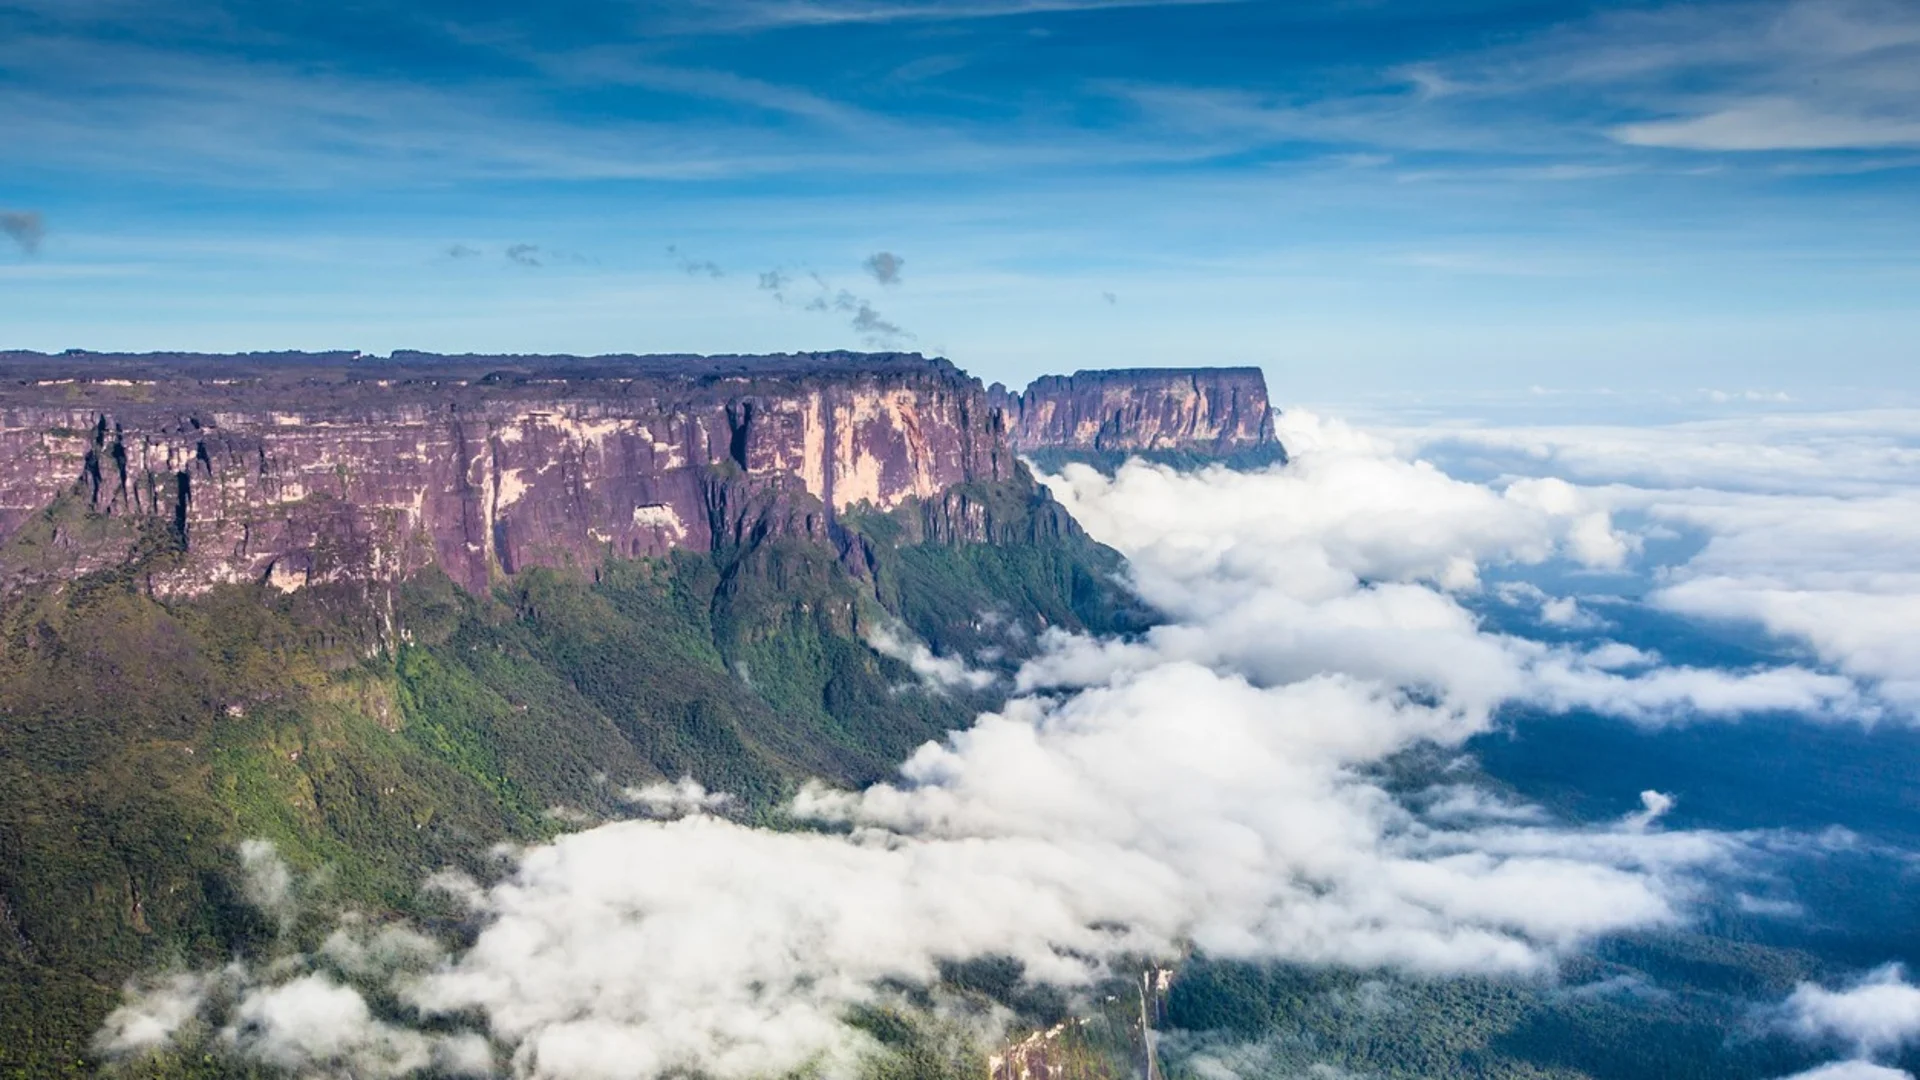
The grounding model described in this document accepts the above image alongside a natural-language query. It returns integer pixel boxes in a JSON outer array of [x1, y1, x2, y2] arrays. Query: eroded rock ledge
[[996, 366, 1284, 470], [0, 351, 1279, 595]]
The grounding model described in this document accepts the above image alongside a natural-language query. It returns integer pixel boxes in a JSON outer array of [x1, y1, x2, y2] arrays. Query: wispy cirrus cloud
[[675, 0, 1244, 32], [10, 0, 1918, 200], [1106, 1, 1920, 161], [1615, 99, 1920, 152], [1424, 0, 1920, 153]]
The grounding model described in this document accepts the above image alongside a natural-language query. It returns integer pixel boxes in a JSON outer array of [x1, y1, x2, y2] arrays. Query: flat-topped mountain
[[998, 366, 1284, 471], [0, 349, 1282, 1077], [0, 351, 1282, 597]]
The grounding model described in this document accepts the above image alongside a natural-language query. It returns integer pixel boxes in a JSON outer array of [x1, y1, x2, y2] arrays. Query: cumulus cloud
[[622, 776, 736, 816], [1389, 409, 1920, 497], [95, 969, 232, 1057], [108, 405, 1879, 1078], [319, 915, 443, 978], [1622, 790, 1675, 831], [97, 849, 492, 1077], [864, 250, 904, 285], [1, 210, 45, 254], [1540, 596, 1593, 627], [221, 970, 494, 1078], [367, 420, 1814, 1077], [1650, 502, 1920, 709], [1033, 414, 1848, 726], [391, 660, 1728, 1080], [1394, 409, 1920, 714], [867, 620, 997, 692], [1779, 965, 1920, 1058], [1419, 784, 1549, 825], [238, 838, 297, 931], [227, 973, 423, 1075], [505, 243, 542, 267], [1495, 582, 1607, 631], [445, 242, 482, 259], [1774, 1063, 1916, 1080]]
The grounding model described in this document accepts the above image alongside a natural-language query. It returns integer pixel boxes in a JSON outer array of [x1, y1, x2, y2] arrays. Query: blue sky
[[2, 0, 1917, 400]]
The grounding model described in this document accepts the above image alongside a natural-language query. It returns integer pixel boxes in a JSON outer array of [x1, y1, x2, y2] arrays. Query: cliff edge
[[0, 352, 1282, 602], [0, 350, 1039, 597], [996, 367, 1285, 471]]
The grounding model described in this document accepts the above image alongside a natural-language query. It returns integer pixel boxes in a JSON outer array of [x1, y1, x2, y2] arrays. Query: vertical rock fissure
[[727, 401, 754, 472], [171, 470, 191, 549]]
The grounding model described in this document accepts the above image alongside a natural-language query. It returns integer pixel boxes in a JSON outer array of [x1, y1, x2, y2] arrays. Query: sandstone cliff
[[0, 353, 1282, 598], [997, 367, 1283, 468], [0, 351, 1030, 596]]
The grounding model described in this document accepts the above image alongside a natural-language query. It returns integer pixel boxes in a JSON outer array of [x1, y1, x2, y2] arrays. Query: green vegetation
[[1021, 445, 1287, 477], [0, 488, 1137, 1077], [1159, 949, 1841, 1080]]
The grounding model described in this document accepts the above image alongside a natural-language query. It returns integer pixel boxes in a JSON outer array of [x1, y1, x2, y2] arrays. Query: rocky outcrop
[[997, 367, 1282, 467], [0, 351, 1022, 595]]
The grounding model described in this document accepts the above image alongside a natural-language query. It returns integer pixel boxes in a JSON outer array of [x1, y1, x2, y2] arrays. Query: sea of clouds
[[97, 406, 1920, 1079]]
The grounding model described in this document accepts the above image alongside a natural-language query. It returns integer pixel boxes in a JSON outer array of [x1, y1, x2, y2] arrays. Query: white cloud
[[1775, 1063, 1915, 1080], [1033, 417, 1854, 726], [94, 969, 230, 1056], [1614, 98, 1920, 152], [1394, 409, 1920, 715], [380, 421, 1834, 1076], [622, 777, 737, 817], [392, 659, 1725, 1080], [318, 917, 444, 978], [1419, 784, 1549, 825], [867, 620, 998, 692], [1392, 409, 1920, 497], [217, 970, 495, 1078], [1781, 964, 1920, 1057], [1738, 893, 1804, 918], [104, 404, 1894, 1078], [238, 838, 296, 930], [1623, 790, 1676, 831], [225, 973, 419, 1074], [1540, 596, 1594, 628], [1414, 0, 1920, 155]]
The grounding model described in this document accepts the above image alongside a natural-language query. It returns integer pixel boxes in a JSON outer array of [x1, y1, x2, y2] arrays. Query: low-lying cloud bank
[[1765, 962, 1920, 1080], [1038, 411, 1864, 726], [1776, 1064, 1914, 1080], [99, 406, 1898, 1078], [1391, 409, 1920, 714], [1780, 964, 1920, 1059]]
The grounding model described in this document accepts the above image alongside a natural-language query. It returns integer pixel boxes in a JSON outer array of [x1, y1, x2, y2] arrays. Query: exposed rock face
[[0, 352, 1022, 595], [998, 367, 1281, 464]]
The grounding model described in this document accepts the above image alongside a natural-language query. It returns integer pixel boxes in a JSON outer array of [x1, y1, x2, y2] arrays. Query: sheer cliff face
[[1003, 367, 1278, 457], [0, 353, 1014, 594]]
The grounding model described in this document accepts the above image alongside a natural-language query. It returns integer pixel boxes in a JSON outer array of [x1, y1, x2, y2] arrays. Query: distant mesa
[[998, 366, 1284, 472]]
